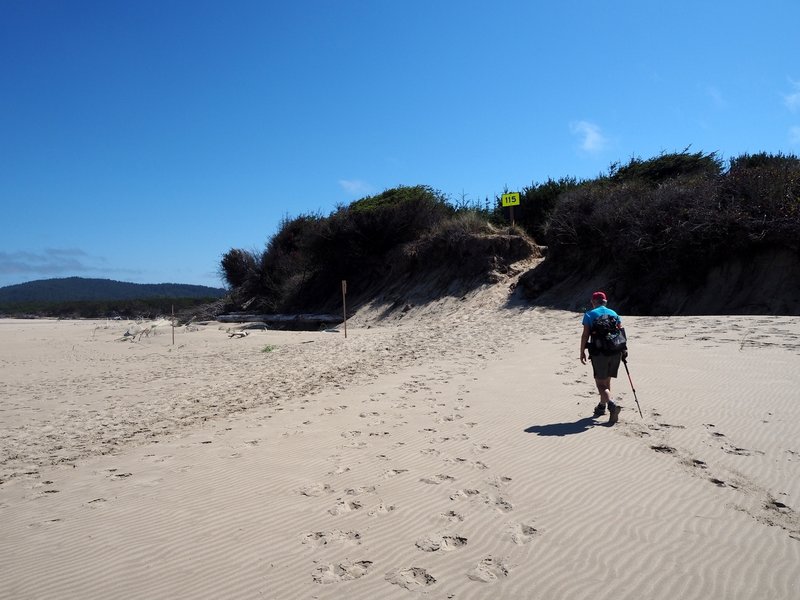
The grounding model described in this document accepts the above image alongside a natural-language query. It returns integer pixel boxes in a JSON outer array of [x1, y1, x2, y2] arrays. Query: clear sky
[[2, 0, 799, 289]]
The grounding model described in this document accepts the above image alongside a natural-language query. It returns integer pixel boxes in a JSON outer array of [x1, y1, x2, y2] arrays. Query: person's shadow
[[524, 417, 597, 437]]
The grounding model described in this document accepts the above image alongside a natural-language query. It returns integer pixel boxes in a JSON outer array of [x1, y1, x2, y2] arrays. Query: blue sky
[[2, 0, 799, 289]]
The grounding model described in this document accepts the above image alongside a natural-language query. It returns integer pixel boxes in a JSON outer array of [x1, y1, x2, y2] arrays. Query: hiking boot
[[608, 402, 621, 425], [593, 403, 606, 417]]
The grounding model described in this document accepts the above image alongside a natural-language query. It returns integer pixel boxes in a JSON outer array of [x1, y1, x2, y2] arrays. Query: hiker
[[579, 291, 626, 424]]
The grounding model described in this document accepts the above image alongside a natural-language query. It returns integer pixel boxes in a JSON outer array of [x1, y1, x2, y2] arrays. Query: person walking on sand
[[579, 291, 625, 425]]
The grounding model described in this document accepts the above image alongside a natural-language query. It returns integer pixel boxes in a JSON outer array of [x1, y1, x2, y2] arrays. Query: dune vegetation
[[220, 185, 536, 314], [220, 150, 800, 316]]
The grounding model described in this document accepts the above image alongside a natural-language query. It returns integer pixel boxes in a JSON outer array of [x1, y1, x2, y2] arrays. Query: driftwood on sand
[[119, 325, 157, 342]]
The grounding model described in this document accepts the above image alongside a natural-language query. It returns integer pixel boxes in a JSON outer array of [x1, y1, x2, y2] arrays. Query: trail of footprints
[[300, 370, 540, 590], [18, 363, 545, 583], [631, 411, 799, 540]]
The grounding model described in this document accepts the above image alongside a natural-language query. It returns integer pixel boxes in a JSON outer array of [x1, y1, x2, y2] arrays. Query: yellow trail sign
[[501, 192, 520, 207]]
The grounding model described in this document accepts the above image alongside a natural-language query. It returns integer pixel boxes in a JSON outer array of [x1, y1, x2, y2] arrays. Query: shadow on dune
[[524, 417, 597, 436]]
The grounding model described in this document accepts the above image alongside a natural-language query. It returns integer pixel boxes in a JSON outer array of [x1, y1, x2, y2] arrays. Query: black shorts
[[590, 352, 621, 379]]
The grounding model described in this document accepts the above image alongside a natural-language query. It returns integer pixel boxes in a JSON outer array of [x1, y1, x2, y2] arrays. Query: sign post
[[171, 304, 175, 345], [501, 192, 521, 227], [341, 280, 347, 338]]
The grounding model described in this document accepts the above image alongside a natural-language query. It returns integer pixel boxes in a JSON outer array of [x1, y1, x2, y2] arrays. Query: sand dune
[[1, 290, 799, 599]]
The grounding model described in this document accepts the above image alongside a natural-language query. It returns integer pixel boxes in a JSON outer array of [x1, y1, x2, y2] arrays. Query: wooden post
[[341, 280, 347, 338], [171, 304, 175, 345], [510, 205, 515, 227]]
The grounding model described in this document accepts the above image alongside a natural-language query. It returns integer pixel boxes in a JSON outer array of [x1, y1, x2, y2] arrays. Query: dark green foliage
[[546, 175, 727, 284], [299, 187, 456, 308], [348, 185, 447, 213], [219, 248, 258, 289], [524, 151, 800, 312], [260, 213, 323, 305], [607, 150, 723, 185], [222, 185, 467, 311], [221, 150, 799, 316], [722, 152, 800, 223], [515, 177, 580, 245], [410, 214, 536, 273]]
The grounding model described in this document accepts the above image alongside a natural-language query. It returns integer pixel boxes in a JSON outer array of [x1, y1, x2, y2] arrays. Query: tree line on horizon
[[0, 278, 225, 319], [0, 297, 219, 320], [220, 150, 799, 313]]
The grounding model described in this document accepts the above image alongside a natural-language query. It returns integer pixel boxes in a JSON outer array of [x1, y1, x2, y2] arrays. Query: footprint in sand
[[345, 486, 376, 495], [723, 445, 761, 456], [328, 500, 364, 515], [385, 567, 436, 590], [383, 469, 408, 479], [312, 561, 373, 584], [449, 489, 513, 512], [368, 502, 397, 517], [415, 534, 468, 552], [656, 422, 686, 430], [488, 476, 513, 488], [469, 460, 489, 470], [486, 494, 514, 512], [438, 433, 469, 444], [420, 474, 456, 485], [440, 510, 465, 522], [450, 488, 482, 500], [298, 483, 335, 497], [327, 465, 351, 476], [343, 441, 368, 450], [467, 556, 511, 582], [302, 530, 362, 547], [143, 453, 173, 462], [509, 523, 538, 544], [766, 498, 793, 512], [702, 427, 762, 456], [437, 414, 464, 423]]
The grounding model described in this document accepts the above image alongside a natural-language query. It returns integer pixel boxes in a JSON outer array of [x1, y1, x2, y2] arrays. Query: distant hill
[[0, 277, 226, 304]]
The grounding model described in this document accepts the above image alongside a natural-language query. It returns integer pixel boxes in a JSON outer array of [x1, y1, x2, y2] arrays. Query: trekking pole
[[622, 357, 644, 419]]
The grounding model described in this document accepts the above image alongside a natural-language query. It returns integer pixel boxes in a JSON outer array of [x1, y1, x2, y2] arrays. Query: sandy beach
[[1, 290, 799, 599]]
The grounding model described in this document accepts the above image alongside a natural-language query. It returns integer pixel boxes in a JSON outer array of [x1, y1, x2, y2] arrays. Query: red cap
[[592, 291, 607, 302]]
